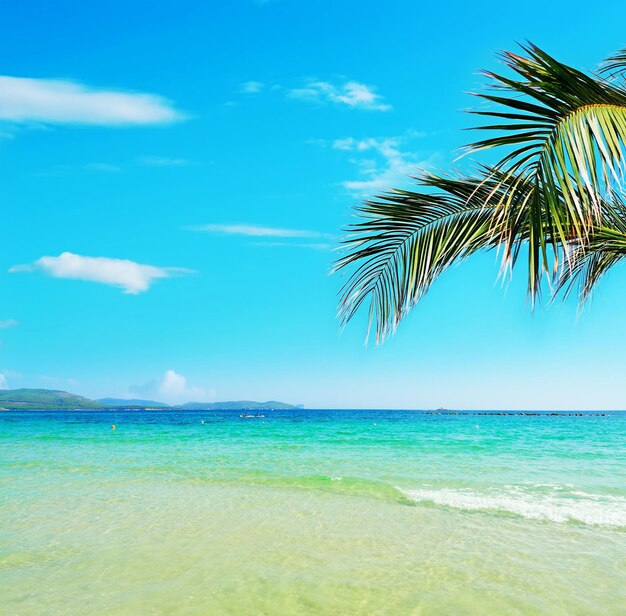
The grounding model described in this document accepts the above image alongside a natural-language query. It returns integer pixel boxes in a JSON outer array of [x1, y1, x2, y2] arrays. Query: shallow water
[[1, 409, 625, 614]]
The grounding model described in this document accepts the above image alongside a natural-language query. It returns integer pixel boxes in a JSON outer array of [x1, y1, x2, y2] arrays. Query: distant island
[[0, 389, 300, 411], [0, 389, 104, 410]]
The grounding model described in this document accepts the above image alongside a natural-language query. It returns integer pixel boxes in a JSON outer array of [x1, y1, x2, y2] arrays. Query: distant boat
[[239, 413, 265, 418]]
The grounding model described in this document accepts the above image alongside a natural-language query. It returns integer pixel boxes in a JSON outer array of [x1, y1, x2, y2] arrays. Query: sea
[[1, 409, 625, 615]]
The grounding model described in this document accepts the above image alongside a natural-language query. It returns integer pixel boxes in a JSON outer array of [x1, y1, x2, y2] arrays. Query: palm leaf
[[468, 43, 626, 297], [336, 43, 626, 341], [555, 193, 626, 302], [599, 48, 626, 79], [334, 169, 533, 342]]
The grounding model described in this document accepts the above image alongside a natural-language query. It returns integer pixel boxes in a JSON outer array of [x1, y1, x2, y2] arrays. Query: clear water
[[1, 409, 625, 614]]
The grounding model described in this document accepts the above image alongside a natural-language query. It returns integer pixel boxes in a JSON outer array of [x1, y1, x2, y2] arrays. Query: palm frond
[[599, 48, 626, 79], [334, 169, 532, 342], [555, 193, 626, 302], [336, 42, 626, 342], [468, 43, 626, 297]]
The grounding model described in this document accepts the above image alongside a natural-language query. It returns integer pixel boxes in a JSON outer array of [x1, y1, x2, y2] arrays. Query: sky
[[3, 0, 626, 409]]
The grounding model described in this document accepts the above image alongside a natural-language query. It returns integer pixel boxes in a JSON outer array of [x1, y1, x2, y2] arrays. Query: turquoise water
[[2, 410, 626, 614]]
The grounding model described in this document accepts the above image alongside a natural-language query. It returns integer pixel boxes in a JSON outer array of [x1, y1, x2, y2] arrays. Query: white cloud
[[9, 252, 192, 294], [139, 156, 191, 167], [188, 224, 332, 238], [0, 373, 8, 390], [131, 370, 215, 405], [0, 319, 18, 329], [84, 162, 122, 173], [0, 76, 184, 125], [34, 157, 192, 176], [332, 135, 430, 195], [253, 241, 334, 250], [289, 80, 391, 111], [240, 81, 265, 94]]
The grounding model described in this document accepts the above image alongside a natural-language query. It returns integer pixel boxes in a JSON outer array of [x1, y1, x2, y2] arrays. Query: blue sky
[[2, 0, 626, 409]]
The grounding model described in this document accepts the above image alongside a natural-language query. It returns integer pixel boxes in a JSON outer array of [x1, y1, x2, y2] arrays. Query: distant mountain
[[0, 389, 104, 410], [0, 388, 299, 411], [175, 400, 297, 411], [97, 398, 170, 408]]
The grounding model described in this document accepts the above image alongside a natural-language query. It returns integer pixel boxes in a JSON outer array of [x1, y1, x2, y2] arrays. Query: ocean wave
[[401, 486, 626, 528]]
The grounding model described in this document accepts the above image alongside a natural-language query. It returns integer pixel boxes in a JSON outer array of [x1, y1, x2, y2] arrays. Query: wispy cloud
[[0, 373, 8, 390], [240, 80, 265, 94], [0, 319, 18, 329], [131, 369, 215, 405], [187, 224, 332, 239], [0, 76, 184, 126], [253, 241, 334, 251], [239, 78, 390, 111], [138, 156, 192, 167], [30, 162, 122, 177], [84, 162, 122, 173], [332, 134, 431, 194], [288, 80, 391, 111], [31, 155, 195, 177], [9, 252, 193, 294]]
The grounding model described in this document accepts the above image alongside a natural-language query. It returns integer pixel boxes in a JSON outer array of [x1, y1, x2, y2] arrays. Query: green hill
[[0, 389, 104, 410], [0, 389, 299, 411]]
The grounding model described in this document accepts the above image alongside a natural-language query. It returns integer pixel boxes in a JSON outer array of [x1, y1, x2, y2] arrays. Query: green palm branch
[[555, 193, 626, 302], [336, 43, 626, 341], [600, 48, 626, 79], [468, 43, 626, 294], [335, 169, 535, 342]]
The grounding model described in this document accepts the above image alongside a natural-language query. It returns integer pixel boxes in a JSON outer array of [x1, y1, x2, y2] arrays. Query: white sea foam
[[401, 486, 626, 528]]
